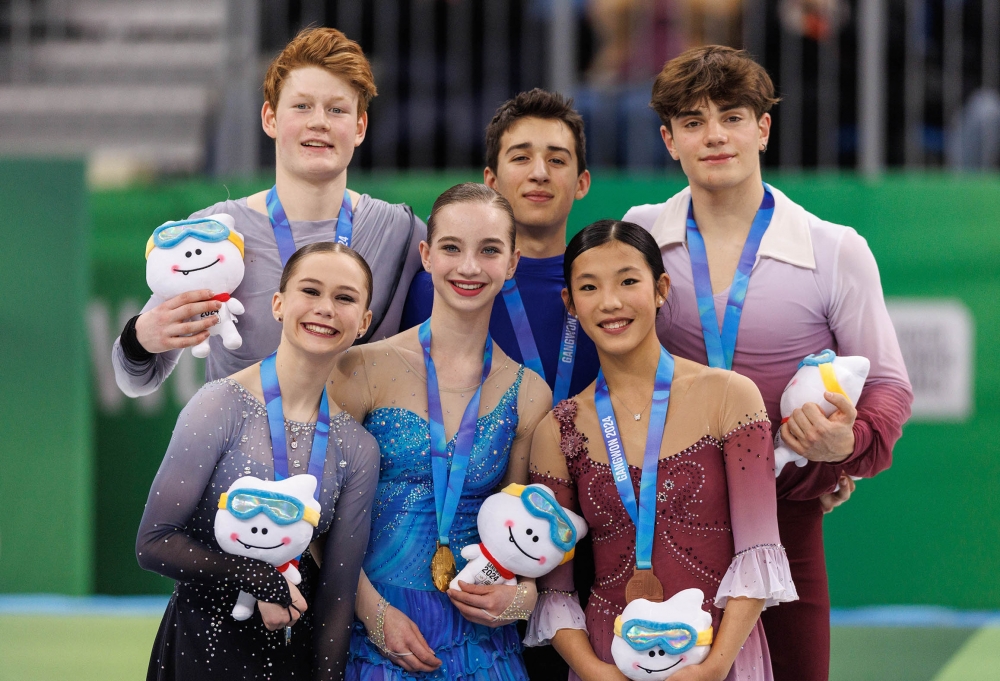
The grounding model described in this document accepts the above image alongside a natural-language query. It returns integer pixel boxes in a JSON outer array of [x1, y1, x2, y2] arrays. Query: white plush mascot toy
[[449, 483, 587, 590], [611, 589, 714, 680], [145, 214, 246, 358], [774, 349, 870, 476], [214, 475, 321, 621]]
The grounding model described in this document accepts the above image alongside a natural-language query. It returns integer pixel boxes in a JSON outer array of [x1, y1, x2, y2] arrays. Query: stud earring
[[277, 316, 282, 323]]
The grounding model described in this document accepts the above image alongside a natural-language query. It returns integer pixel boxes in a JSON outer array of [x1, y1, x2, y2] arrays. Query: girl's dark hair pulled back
[[563, 220, 665, 293]]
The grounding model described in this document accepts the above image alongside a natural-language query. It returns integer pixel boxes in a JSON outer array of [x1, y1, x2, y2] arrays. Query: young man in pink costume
[[623, 45, 913, 681]]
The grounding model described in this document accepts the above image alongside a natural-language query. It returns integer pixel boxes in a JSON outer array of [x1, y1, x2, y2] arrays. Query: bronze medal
[[431, 542, 457, 592], [625, 567, 664, 603]]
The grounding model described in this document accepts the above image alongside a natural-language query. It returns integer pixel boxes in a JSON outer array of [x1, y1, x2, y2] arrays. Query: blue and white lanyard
[[418, 320, 494, 547], [260, 351, 330, 499], [593, 348, 674, 570], [686, 184, 774, 370], [500, 278, 578, 405], [266, 185, 354, 267]]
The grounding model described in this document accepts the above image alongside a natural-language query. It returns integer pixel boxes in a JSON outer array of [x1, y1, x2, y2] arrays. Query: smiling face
[[564, 240, 668, 358], [611, 590, 713, 681], [418, 201, 518, 314], [262, 66, 368, 182], [271, 250, 372, 358], [214, 475, 319, 567], [661, 99, 770, 195], [484, 116, 590, 238], [476, 484, 587, 578], [146, 235, 244, 299]]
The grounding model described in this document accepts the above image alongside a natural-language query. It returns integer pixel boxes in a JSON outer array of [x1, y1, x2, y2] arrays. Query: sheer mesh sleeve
[[328, 345, 376, 423], [312, 424, 380, 681], [112, 294, 182, 398], [715, 373, 797, 609], [525, 411, 587, 645], [503, 368, 553, 487], [135, 382, 291, 605]]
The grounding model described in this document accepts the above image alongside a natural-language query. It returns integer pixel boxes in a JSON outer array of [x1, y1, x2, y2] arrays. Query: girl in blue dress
[[329, 183, 551, 681]]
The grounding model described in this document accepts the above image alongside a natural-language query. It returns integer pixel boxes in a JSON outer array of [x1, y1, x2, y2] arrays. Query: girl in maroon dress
[[525, 221, 797, 681]]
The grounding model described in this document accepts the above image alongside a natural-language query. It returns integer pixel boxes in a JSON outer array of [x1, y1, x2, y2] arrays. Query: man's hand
[[134, 290, 222, 354], [779, 391, 857, 464], [820, 475, 856, 514], [258, 581, 308, 631]]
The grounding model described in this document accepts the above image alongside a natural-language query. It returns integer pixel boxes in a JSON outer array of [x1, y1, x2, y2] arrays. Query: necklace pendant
[[634, 413, 641, 421], [290, 439, 298, 449], [431, 542, 457, 592]]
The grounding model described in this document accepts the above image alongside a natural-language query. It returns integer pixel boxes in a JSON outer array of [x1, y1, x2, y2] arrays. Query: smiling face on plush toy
[[214, 475, 320, 566], [146, 214, 245, 299], [611, 590, 713, 680], [476, 483, 588, 578]]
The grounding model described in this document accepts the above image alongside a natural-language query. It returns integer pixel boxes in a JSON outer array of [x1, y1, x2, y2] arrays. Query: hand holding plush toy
[[774, 349, 870, 476], [145, 214, 246, 358], [611, 589, 714, 681], [214, 475, 321, 621], [449, 483, 587, 590]]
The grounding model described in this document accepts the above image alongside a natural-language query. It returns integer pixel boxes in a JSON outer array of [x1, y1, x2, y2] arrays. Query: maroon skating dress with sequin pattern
[[528, 376, 797, 681]]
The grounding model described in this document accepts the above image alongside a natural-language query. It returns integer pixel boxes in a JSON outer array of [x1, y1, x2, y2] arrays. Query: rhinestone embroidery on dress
[[360, 368, 525, 590]]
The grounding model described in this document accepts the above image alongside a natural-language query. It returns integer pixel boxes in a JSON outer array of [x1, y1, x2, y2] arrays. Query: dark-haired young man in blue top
[[401, 89, 600, 402]]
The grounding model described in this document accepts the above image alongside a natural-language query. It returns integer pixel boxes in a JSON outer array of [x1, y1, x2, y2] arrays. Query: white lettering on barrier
[[886, 298, 973, 421], [87, 297, 206, 414]]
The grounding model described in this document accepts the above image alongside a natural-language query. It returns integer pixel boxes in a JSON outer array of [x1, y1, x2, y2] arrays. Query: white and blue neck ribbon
[[686, 183, 774, 370], [266, 185, 354, 266], [418, 320, 493, 548], [260, 351, 330, 501], [593, 348, 674, 570], [500, 277, 578, 406]]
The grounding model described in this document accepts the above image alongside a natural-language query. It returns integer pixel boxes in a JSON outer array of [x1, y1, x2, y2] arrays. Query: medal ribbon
[[418, 320, 494, 546], [266, 185, 354, 266], [594, 348, 674, 570], [686, 184, 774, 370], [500, 278, 579, 405], [260, 351, 330, 500]]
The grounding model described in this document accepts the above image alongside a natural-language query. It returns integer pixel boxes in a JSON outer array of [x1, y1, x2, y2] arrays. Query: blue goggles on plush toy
[[798, 348, 837, 369], [502, 484, 577, 553], [613, 617, 714, 654], [145, 217, 245, 258], [218, 488, 319, 527]]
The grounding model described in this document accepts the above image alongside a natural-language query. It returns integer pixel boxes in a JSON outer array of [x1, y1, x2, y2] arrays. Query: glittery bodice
[[541, 400, 773, 633], [136, 378, 381, 681], [362, 367, 524, 591]]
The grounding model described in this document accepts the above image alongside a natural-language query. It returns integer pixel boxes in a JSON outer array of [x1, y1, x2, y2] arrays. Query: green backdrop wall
[[0, 159, 92, 594], [78, 172, 999, 606]]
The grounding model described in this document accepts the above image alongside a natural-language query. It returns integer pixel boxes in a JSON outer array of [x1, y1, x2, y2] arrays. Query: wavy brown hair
[[651, 45, 779, 131]]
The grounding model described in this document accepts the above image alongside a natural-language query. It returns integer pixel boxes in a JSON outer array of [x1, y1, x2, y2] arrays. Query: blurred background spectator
[[1, 0, 997, 182]]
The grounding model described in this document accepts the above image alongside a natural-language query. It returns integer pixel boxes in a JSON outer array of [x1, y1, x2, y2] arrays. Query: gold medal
[[431, 542, 457, 592], [625, 567, 664, 603]]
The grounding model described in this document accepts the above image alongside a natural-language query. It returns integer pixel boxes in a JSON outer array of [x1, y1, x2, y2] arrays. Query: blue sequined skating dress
[[346, 367, 529, 681]]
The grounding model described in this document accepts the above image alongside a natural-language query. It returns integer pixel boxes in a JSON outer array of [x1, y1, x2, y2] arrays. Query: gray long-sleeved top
[[113, 194, 425, 397]]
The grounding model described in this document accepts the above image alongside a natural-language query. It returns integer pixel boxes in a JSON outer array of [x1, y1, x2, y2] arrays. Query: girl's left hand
[[447, 581, 536, 627]]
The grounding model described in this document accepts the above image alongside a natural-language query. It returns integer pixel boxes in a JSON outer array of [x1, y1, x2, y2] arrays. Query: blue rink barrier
[[3, 595, 1000, 628]]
